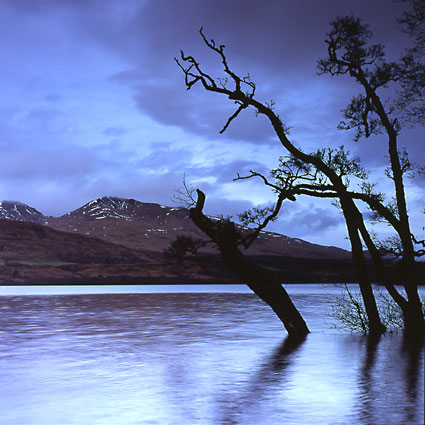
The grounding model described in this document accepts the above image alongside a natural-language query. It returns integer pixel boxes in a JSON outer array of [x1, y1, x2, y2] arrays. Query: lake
[[0, 284, 423, 425]]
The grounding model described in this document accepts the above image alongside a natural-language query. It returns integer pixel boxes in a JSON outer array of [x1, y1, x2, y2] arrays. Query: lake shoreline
[[1, 283, 423, 297], [1, 281, 423, 286]]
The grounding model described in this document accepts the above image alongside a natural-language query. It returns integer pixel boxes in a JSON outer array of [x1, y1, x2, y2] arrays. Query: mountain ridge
[[0, 196, 360, 285], [0, 196, 350, 260]]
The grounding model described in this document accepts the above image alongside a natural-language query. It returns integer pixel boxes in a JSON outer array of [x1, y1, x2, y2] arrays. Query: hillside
[[0, 219, 240, 285], [33, 196, 349, 259], [0, 196, 356, 285]]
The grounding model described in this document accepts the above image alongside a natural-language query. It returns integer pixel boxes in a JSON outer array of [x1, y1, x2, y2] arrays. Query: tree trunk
[[341, 199, 386, 336], [357, 220, 424, 335], [359, 85, 424, 336], [190, 190, 310, 338], [396, 260, 425, 336]]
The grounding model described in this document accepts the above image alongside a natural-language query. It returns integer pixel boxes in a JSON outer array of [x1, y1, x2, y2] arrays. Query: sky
[[0, 0, 423, 249]]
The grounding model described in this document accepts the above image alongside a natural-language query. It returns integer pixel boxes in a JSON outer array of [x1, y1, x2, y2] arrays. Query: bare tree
[[175, 12, 424, 336], [168, 177, 310, 337], [189, 189, 310, 338]]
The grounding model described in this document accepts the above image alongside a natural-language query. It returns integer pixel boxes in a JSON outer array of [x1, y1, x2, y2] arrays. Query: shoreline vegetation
[[1, 253, 422, 286]]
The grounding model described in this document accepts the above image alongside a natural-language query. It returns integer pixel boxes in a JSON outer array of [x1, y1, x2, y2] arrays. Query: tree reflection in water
[[216, 335, 307, 425], [356, 333, 424, 425]]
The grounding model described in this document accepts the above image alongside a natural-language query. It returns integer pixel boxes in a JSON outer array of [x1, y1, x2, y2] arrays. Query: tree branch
[[220, 102, 248, 133]]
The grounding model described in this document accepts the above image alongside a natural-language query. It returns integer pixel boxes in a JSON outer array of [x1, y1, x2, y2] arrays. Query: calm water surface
[[0, 284, 423, 425]]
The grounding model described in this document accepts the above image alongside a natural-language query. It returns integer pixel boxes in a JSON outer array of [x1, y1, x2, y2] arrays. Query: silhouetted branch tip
[[171, 174, 198, 208]]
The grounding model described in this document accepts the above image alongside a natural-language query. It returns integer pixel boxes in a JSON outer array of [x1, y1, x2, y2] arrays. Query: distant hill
[[0, 196, 355, 285], [0, 219, 235, 285], [0, 196, 350, 259]]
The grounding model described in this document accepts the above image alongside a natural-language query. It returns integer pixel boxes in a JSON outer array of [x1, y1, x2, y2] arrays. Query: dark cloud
[[113, 74, 274, 144], [0, 0, 421, 248], [103, 0, 409, 146], [128, 0, 406, 75]]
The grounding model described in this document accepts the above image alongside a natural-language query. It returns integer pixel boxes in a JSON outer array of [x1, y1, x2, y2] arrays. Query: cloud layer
[[0, 0, 423, 248]]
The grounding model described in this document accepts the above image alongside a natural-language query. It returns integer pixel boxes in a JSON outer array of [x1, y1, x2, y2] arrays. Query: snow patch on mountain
[[76, 196, 137, 221]]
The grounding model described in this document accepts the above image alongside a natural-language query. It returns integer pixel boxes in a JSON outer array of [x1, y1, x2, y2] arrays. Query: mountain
[[47, 196, 195, 253], [1, 196, 349, 259], [45, 196, 350, 260], [0, 196, 356, 285], [0, 201, 47, 224]]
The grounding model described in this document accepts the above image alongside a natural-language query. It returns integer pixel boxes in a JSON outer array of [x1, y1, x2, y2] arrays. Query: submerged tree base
[[190, 189, 310, 338], [328, 284, 425, 334]]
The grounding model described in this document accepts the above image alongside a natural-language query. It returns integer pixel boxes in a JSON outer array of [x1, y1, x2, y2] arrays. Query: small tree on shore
[[163, 235, 206, 264]]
